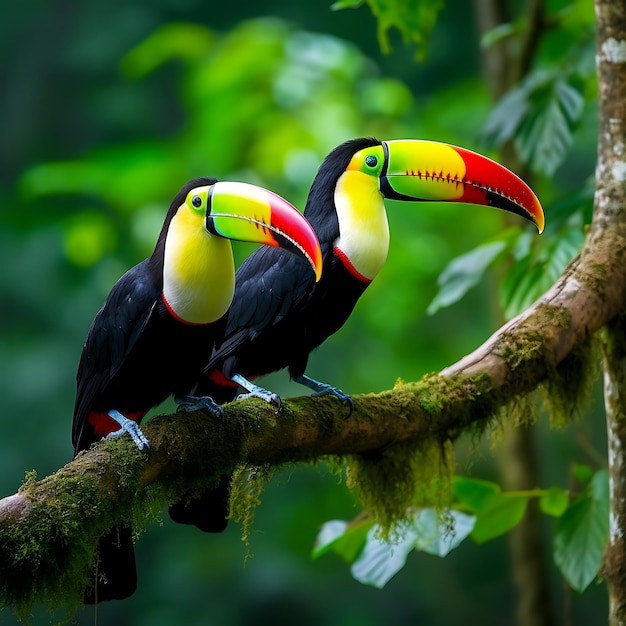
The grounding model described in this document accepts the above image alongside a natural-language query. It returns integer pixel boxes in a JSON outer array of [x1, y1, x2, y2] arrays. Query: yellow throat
[[162, 205, 235, 325], [333, 169, 390, 282]]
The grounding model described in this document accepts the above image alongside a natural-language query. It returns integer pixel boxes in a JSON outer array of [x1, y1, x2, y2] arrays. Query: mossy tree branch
[[1, 198, 625, 612]]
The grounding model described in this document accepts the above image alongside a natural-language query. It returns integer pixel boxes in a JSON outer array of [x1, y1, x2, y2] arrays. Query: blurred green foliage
[[316, 470, 607, 593], [0, 1, 607, 624], [331, 0, 444, 59]]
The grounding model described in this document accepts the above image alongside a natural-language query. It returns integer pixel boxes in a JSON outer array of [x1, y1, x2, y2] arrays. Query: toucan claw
[[293, 375, 353, 417], [175, 395, 224, 418], [106, 409, 151, 453], [313, 387, 354, 417], [231, 373, 283, 410], [235, 389, 283, 410]]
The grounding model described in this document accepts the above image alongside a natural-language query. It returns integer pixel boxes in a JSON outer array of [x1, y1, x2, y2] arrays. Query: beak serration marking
[[401, 167, 527, 207]]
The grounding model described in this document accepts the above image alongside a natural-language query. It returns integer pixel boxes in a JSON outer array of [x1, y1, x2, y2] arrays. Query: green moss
[[229, 464, 273, 555], [3, 467, 105, 619], [345, 437, 456, 537], [20, 470, 38, 492], [494, 330, 544, 372], [489, 393, 539, 449], [543, 340, 599, 428], [1, 440, 177, 619]]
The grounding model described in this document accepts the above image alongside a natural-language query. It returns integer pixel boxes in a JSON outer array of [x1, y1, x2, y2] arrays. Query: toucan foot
[[175, 395, 224, 418], [106, 410, 150, 453], [231, 373, 282, 409], [313, 386, 354, 416], [293, 374, 354, 417], [235, 389, 282, 409]]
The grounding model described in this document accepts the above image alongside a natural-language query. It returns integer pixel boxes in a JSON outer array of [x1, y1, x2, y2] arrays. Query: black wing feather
[[72, 259, 160, 450], [208, 244, 320, 369]]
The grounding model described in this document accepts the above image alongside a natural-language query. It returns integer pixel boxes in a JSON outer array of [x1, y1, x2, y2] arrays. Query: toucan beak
[[206, 181, 323, 281], [379, 140, 544, 233]]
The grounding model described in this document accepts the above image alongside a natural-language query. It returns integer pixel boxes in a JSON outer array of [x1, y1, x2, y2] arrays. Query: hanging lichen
[[229, 463, 273, 555], [490, 393, 539, 449], [344, 437, 456, 538], [542, 339, 599, 429]]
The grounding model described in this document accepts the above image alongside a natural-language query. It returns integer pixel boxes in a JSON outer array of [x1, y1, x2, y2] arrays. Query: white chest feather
[[333, 170, 390, 282], [162, 209, 235, 325]]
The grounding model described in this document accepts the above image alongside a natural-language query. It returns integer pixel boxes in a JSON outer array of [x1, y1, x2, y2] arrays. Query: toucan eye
[[192, 195, 203, 208], [365, 155, 378, 168]]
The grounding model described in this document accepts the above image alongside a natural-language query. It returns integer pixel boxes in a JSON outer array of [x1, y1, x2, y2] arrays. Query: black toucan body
[[174, 137, 545, 532], [197, 137, 544, 403], [72, 177, 322, 603]]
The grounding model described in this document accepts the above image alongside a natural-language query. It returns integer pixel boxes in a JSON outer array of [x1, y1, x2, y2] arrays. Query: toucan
[[72, 177, 322, 603], [170, 137, 544, 531]]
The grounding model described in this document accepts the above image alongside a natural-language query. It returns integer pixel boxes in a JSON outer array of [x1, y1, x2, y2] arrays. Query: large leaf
[[350, 509, 475, 588], [470, 496, 529, 544], [349, 523, 419, 588], [482, 70, 585, 175], [453, 476, 502, 511], [412, 509, 476, 557], [481, 82, 530, 149], [427, 240, 510, 315], [553, 470, 609, 592], [514, 77, 585, 176], [453, 476, 530, 544]]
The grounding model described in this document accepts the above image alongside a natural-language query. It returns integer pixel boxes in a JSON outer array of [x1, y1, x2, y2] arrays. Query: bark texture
[[595, 1, 626, 624]]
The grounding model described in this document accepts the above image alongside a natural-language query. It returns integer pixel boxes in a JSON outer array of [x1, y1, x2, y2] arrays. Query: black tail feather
[[83, 525, 137, 604], [168, 474, 231, 533]]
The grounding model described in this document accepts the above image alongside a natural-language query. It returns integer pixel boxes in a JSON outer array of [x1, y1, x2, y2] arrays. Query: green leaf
[[482, 70, 585, 175], [481, 83, 531, 149], [572, 463, 595, 486], [427, 240, 509, 315], [540, 486, 570, 517], [332, 0, 444, 60], [553, 470, 609, 592], [453, 476, 502, 512], [514, 78, 584, 175], [312, 519, 372, 562], [471, 496, 529, 544]]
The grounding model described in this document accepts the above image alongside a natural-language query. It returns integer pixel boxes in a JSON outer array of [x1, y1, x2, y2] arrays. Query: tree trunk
[[601, 319, 626, 626], [595, 1, 626, 623]]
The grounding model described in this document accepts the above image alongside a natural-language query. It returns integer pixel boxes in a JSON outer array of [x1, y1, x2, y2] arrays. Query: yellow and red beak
[[349, 139, 544, 233], [205, 181, 322, 281]]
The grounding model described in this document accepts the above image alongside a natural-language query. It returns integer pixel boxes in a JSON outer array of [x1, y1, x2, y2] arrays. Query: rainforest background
[[0, 1, 601, 624]]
